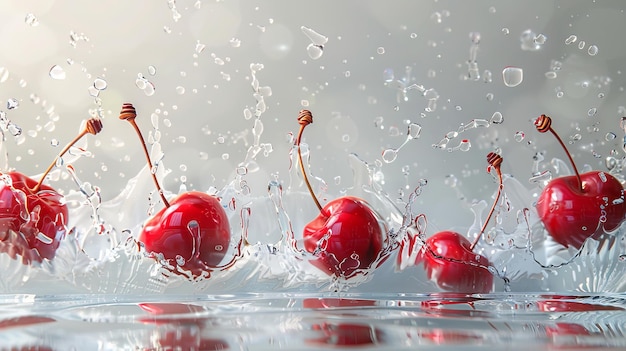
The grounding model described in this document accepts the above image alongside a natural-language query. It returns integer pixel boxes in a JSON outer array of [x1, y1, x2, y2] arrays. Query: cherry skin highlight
[[534, 114, 626, 249], [0, 172, 68, 263], [120, 103, 232, 277], [536, 171, 625, 248], [295, 110, 386, 279], [0, 117, 102, 263], [303, 196, 384, 278], [139, 191, 231, 275], [414, 152, 503, 293], [417, 231, 493, 293]]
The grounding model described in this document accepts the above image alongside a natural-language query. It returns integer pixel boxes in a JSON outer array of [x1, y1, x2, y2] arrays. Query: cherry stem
[[535, 114, 583, 192], [295, 110, 325, 215], [470, 152, 503, 251], [119, 103, 170, 208], [31, 118, 103, 193]]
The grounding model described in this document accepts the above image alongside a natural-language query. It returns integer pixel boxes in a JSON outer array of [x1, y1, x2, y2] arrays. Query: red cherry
[[415, 152, 503, 293], [120, 103, 232, 277], [0, 172, 68, 262], [295, 110, 385, 278], [303, 196, 384, 277], [139, 191, 230, 275], [534, 114, 626, 248], [0, 118, 102, 263], [417, 231, 493, 293]]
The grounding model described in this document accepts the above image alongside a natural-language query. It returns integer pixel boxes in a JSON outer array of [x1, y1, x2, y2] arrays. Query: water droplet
[[578, 40, 586, 50], [50, 139, 59, 147], [520, 29, 541, 51], [229, 37, 241, 47], [176, 86, 185, 95], [490, 111, 504, 124], [605, 132, 617, 141], [545, 71, 557, 79], [483, 70, 493, 83], [306, 44, 324, 60], [49, 65, 66, 80], [514, 131, 525, 142], [458, 139, 471, 152], [195, 41, 206, 54], [588, 107, 597, 117], [502, 28, 510, 35], [382, 149, 398, 163], [534, 33, 547, 45], [588, 45, 599, 56], [374, 116, 384, 129], [6, 98, 19, 110], [408, 123, 422, 139], [87, 86, 99, 97], [148, 65, 157, 75], [301, 26, 328, 46], [565, 35, 577, 45], [502, 66, 523, 87], [377, 47, 385, 54], [222, 153, 229, 160], [25, 13, 39, 26], [93, 78, 107, 90]]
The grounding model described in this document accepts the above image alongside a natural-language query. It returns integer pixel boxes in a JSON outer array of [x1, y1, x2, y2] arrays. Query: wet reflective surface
[[0, 293, 624, 350]]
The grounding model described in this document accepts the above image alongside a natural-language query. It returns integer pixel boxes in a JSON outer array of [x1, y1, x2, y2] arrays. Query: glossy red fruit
[[139, 191, 230, 275], [295, 110, 386, 278], [417, 231, 493, 293], [303, 196, 384, 278], [0, 171, 68, 263], [536, 171, 625, 248], [534, 114, 626, 249]]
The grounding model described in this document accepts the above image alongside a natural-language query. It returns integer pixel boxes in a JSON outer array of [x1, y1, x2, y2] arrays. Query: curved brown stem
[[470, 152, 503, 251], [535, 114, 583, 192], [31, 118, 103, 193], [119, 103, 170, 208], [295, 110, 325, 215]]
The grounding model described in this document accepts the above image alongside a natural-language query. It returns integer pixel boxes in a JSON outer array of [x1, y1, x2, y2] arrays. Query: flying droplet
[[25, 13, 39, 27], [514, 131, 525, 142], [605, 132, 616, 141], [588, 107, 597, 117], [490, 111, 504, 124], [93, 78, 107, 90], [502, 66, 523, 87], [565, 35, 577, 45], [301, 26, 328, 46], [588, 45, 599, 56], [382, 149, 398, 163], [230, 37, 241, 47], [6, 98, 19, 110], [306, 44, 324, 60], [49, 65, 66, 80], [408, 123, 422, 139]]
